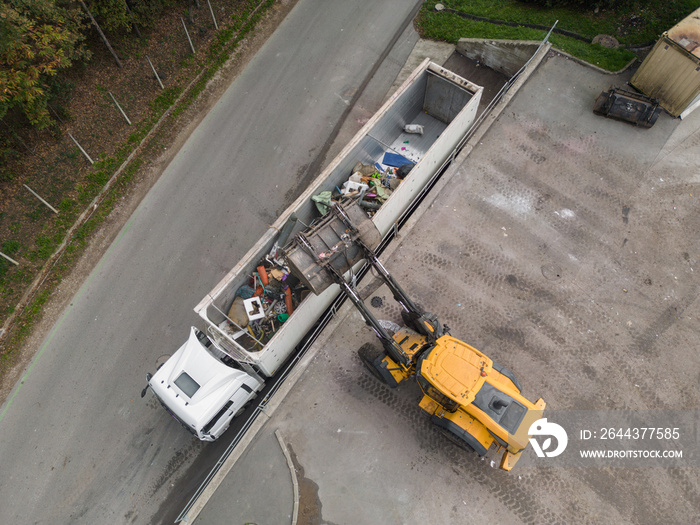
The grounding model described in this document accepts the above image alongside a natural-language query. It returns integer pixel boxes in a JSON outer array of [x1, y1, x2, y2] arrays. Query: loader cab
[[416, 335, 545, 459]]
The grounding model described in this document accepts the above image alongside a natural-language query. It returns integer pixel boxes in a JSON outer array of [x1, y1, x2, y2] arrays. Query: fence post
[[181, 17, 196, 55], [206, 0, 219, 30], [68, 133, 95, 164], [0, 252, 19, 266], [24, 185, 59, 214], [109, 92, 132, 125], [146, 56, 165, 90], [78, 0, 123, 68]]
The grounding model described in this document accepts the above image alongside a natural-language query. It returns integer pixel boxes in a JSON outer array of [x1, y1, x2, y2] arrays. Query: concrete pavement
[[192, 45, 700, 525]]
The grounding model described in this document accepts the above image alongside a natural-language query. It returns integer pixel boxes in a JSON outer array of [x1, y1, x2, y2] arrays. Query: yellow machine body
[[391, 331, 545, 470]]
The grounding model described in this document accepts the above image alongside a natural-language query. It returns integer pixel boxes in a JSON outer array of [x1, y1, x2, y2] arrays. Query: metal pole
[[544, 19, 559, 43], [108, 92, 132, 125], [24, 185, 59, 214], [146, 56, 165, 90], [78, 0, 123, 68], [206, 0, 218, 30], [0, 252, 19, 266], [181, 17, 196, 54], [48, 104, 64, 124], [68, 133, 94, 164]]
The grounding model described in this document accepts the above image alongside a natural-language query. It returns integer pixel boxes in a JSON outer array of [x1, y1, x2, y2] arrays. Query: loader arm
[[331, 203, 444, 342], [293, 231, 410, 367]]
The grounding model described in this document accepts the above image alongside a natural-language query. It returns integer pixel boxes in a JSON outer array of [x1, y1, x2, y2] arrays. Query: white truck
[[145, 327, 263, 440], [144, 59, 483, 441]]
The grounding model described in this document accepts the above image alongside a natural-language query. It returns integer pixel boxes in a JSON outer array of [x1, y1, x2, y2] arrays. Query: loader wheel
[[401, 310, 422, 333], [431, 415, 488, 456], [358, 343, 388, 384], [440, 429, 476, 453]]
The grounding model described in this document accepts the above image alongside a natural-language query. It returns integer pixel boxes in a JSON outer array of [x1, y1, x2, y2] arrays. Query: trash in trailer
[[218, 257, 308, 352], [311, 155, 415, 219]]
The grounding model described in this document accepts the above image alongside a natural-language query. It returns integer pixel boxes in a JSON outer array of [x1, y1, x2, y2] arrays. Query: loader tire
[[401, 310, 422, 333], [358, 343, 388, 384], [431, 415, 488, 456], [492, 360, 522, 393], [440, 429, 475, 453]]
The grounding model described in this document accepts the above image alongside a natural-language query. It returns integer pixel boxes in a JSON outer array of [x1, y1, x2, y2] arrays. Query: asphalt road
[[0, 1, 423, 523]]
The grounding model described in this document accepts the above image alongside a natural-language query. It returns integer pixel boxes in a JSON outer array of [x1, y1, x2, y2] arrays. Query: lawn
[[416, 0, 700, 72]]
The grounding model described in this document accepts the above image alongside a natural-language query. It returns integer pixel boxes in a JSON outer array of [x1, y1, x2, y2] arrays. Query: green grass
[[417, 0, 700, 72]]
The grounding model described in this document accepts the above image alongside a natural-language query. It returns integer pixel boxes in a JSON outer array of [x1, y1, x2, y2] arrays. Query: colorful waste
[[218, 258, 307, 351], [313, 159, 414, 218], [224, 152, 417, 351]]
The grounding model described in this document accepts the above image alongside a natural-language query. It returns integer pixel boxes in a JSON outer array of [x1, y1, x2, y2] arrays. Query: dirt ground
[[0, 0, 300, 404]]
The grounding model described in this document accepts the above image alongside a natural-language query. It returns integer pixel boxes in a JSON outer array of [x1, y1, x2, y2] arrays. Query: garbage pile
[[312, 158, 414, 217], [217, 140, 421, 349], [219, 258, 307, 352]]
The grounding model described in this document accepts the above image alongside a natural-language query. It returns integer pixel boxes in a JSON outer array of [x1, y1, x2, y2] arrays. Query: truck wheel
[[358, 343, 388, 384]]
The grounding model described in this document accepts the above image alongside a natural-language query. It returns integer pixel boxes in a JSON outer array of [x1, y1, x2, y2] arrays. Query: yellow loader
[[284, 201, 546, 470]]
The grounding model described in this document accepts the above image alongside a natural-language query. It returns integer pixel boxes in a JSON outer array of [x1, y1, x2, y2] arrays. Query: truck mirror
[[141, 374, 152, 398]]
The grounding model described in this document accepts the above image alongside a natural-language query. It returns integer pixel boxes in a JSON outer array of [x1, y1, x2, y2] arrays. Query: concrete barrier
[[457, 38, 542, 77]]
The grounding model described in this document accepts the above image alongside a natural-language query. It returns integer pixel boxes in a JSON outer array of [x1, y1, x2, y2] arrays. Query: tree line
[[0, 0, 176, 130]]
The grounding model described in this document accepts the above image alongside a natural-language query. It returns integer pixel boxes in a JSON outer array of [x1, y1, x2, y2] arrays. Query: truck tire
[[358, 343, 388, 384]]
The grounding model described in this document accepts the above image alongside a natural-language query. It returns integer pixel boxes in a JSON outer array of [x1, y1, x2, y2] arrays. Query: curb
[[549, 48, 638, 75], [275, 429, 300, 525]]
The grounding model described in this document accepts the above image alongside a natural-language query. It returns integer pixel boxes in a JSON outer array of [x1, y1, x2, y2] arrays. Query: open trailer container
[[194, 59, 482, 378]]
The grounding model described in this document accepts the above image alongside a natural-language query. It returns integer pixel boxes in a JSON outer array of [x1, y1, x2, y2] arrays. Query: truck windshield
[[174, 372, 200, 398]]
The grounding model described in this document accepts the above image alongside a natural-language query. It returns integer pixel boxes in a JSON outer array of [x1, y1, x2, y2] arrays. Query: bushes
[[520, 0, 698, 16], [0, 0, 173, 129], [0, 0, 89, 128]]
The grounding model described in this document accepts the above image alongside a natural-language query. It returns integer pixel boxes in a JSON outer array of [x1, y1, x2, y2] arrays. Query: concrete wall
[[456, 38, 541, 77]]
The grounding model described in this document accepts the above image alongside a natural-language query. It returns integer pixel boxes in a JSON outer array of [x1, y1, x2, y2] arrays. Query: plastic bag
[[403, 124, 424, 135]]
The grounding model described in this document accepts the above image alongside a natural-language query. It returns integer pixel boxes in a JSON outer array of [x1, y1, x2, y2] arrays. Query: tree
[[0, 0, 89, 128], [83, 0, 130, 34], [83, 0, 171, 35]]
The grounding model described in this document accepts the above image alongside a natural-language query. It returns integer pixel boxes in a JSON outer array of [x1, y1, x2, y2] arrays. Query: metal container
[[194, 59, 483, 377], [630, 8, 700, 118]]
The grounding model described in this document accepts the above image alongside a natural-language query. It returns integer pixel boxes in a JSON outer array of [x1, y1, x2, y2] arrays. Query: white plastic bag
[[404, 124, 424, 135]]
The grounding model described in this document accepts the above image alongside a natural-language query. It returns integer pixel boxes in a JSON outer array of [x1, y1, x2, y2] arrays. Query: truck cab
[[147, 327, 264, 441]]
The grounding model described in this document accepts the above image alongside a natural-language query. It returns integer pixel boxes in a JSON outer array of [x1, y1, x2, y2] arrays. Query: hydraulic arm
[[290, 201, 445, 369]]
